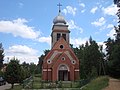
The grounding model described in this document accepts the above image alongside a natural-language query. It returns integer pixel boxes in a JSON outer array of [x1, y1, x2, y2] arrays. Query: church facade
[[42, 6, 80, 81]]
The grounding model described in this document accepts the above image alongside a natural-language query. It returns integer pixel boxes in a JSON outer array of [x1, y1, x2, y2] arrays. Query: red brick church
[[42, 4, 80, 81]]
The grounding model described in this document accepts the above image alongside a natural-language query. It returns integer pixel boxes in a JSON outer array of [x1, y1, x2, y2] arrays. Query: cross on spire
[[57, 3, 62, 13]]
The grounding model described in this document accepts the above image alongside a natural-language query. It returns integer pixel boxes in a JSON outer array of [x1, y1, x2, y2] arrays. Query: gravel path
[[103, 78, 120, 90], [0, 83, 11, 90]]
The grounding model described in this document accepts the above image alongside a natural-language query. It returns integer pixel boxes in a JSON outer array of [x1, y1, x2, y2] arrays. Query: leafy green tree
[[4, 58, 21, 88], [0, 43, 4, 69]]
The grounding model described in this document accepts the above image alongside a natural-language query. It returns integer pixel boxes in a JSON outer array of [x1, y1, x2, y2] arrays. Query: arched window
[[57, 33, 61, 41], [62, 34, 66, 41]]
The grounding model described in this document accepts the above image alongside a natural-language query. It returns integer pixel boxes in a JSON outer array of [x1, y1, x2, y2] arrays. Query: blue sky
[[0, 0, 118, 64]]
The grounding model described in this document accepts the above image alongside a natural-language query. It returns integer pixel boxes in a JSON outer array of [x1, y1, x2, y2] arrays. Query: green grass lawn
[[81, 76, 109, 90], [7, 75, 109, 90], [33, 74, 42, 89], [6, 85, 23, 90]]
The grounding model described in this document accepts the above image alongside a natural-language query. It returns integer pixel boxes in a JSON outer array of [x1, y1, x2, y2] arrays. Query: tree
[[21, 62, 31, 78], [73, 37, 103, 79], [4, 58, 21, 88], [83, 37, 102, 78], [29, 63, 36, 75], [108, 45, 120, 78], [0, 43, 4, 69], [104, 0, 120, 78], [98, 45, 106, 75]]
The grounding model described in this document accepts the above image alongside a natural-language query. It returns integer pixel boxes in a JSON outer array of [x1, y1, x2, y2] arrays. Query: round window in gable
[[47, 59, 51, 64], [60, 45, 64, 49], [61, 57, 65, 61], [71, 60, 76, 64]]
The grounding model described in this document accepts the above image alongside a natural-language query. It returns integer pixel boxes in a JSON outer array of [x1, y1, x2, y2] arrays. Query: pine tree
[[4, 58, 21, 88], [73, 37, 103, 79], [105, 0, 120, 78]]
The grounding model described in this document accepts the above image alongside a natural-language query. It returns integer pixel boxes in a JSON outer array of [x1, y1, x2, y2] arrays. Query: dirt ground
[[103, 77, 120, 90]]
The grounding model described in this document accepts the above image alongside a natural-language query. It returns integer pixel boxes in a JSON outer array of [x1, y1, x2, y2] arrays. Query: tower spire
[[57, 3, 62, 13]]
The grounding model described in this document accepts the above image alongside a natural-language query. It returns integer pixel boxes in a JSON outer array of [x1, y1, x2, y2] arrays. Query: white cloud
[[70, 37, 88, 47], [70, 37, 106, 53], [0, 18, 40, 39], [67, 20, 83, 33], [81, 9, 86, 13], [6, 45, 38, 56], [62, 6, 77, 16], [0, 18, 51, 45], [106, 24, 114, 29], [107, 28, 116, 39], [91, 17, 106, 27], [95, 24, 114, 34], [5, 45, 39, 64], [38, 36, 51, 45], [104, 24, 115, 39], [79, 2, 86, 13], [79, 3, 85, 8], [90, 6, 98, 14], [102, 4, 118, 16], [4, 56, 39, 64]]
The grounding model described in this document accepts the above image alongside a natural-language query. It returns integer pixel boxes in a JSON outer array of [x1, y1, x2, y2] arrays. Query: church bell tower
[[51, 3, 70, 47]]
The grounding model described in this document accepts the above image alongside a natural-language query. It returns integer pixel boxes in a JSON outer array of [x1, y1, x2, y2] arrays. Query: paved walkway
[[103, 78, 120, 90], [0, 83, 11, 90]]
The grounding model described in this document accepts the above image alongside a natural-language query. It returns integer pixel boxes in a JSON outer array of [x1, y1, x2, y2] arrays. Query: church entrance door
[[58, 70, 68, 81], [58, 65, 69, 81]]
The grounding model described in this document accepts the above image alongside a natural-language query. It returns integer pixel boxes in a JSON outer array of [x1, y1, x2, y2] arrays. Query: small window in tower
[[57, 33, 61, 41], [62, 34, 66, 41]]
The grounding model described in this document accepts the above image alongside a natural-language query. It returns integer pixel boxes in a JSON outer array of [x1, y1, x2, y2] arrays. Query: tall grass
[[81, 76, 109, 90]]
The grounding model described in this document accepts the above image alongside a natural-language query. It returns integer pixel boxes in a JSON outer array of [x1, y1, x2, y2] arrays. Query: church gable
[[43, 37, 68, 62], [43, 36, 79, 69], [52, 36, 70, 50]]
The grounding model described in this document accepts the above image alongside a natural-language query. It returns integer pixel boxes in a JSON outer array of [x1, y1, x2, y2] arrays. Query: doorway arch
[[58, 64, 69, 81]]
